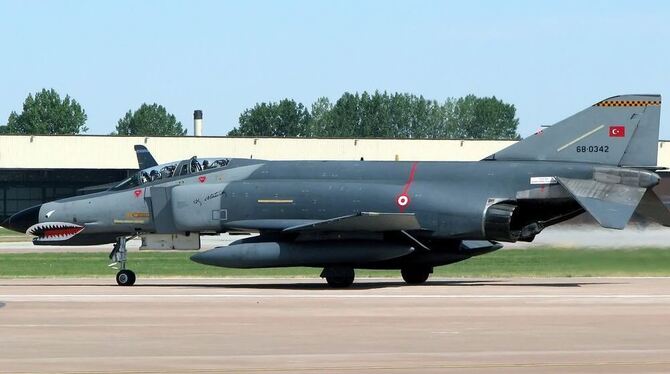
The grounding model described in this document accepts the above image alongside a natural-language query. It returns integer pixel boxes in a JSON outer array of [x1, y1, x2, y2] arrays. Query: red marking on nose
[[44, 227, 83, 238], [134, 189, 142, 197], [198, 176, 207, 183]]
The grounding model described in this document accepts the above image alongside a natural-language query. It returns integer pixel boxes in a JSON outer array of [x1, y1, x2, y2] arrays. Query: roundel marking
[[397, 194, 410, 207]]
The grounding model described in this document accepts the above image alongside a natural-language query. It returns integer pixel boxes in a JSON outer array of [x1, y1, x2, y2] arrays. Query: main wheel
[[116, 269, 136, 286], [324, 267, 355, 288], [401, 267, 431, 285]]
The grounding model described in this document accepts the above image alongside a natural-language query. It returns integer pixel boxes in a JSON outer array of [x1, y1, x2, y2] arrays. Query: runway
[[1, 278, 670, 373]]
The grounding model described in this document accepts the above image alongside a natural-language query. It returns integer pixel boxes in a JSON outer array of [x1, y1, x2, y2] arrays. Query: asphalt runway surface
[[1, 278, 669, 373]]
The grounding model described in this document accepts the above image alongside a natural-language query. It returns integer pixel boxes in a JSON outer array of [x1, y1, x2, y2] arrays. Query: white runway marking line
[[2, 293, 670, 301]]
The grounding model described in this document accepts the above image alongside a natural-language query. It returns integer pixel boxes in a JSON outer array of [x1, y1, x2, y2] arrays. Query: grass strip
[[0, 247, 669, 278]]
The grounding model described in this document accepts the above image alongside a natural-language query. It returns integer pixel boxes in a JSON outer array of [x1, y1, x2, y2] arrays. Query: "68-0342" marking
[[576, 145, 609, 153]]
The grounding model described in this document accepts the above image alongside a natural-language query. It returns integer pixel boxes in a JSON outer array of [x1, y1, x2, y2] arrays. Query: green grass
[[1, 247, 669, 278], [0, 227, 31, 242], [0, 227, 19, 236]]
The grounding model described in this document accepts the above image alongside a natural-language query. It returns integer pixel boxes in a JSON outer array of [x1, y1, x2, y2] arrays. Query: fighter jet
[[3, 95, 669, 287]]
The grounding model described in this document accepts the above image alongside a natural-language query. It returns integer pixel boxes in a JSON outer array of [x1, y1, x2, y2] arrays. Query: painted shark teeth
[[26, 222, 84, 242]]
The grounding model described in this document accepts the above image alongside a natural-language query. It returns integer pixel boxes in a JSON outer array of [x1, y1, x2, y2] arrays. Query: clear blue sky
[[1, 1, 669, 138]]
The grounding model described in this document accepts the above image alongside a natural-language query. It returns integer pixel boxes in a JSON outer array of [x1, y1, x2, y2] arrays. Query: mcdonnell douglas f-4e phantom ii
[[3, 95, 670, 287]]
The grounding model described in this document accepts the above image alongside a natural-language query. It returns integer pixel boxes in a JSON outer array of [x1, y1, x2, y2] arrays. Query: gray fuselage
[[37, 158, 590, 243]]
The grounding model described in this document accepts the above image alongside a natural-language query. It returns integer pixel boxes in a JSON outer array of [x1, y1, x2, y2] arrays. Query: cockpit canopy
[[111, 157, 230, 191]]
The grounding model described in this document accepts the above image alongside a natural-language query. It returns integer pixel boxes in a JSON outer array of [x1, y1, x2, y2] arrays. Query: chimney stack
[[193, 110, 203, 137]]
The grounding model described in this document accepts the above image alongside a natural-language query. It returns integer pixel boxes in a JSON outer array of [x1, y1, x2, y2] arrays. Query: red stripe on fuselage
[[402, 162, 418, 195], [397, 162, 418, 212]]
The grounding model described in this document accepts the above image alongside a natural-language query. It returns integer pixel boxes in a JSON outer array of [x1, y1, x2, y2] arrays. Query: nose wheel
[[109, 237, 136, 286], [116, 269, 136, 286]]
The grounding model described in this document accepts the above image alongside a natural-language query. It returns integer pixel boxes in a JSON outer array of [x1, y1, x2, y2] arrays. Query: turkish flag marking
[[609, 125, 625, 137], [134, 189, 142, 198], [198, 176, 207, 183]]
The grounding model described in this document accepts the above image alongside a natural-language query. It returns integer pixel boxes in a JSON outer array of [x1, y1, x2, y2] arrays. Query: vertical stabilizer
[[134, 145, 158, 170], [489, 95, 661, 166]]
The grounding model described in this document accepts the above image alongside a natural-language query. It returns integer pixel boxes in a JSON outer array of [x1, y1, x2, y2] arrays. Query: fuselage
[[18, 157, 593, 244]]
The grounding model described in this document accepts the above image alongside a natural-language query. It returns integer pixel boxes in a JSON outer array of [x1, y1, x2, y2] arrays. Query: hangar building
[[1, 134, 669, 221]]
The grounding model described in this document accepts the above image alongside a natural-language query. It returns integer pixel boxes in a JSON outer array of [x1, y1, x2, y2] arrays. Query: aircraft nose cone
[[2, 204, 41, 234]]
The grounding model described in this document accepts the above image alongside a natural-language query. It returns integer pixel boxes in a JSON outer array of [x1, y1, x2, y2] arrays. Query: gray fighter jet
[[3, 95, 669, 287]]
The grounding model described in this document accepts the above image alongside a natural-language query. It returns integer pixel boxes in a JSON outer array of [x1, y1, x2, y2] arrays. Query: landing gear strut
[[109, 237, 136, 286], [401, 266, 432, 285], [321, 267, 355, 288]]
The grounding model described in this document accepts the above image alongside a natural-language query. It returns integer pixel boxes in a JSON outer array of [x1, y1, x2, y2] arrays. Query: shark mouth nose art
[[27, 222, 84, 242]]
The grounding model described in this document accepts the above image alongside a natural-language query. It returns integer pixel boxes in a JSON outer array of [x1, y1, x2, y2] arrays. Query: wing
[[283, 212, 421, 233]]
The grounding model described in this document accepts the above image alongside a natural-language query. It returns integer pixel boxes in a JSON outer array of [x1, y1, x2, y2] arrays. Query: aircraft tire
[[116, 269, 136, 286], [401, 267, 431, 285], [325, 268, 355, 288]]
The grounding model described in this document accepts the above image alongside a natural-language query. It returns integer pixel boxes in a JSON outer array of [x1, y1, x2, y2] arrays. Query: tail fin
[[489, 95, 661, 166], [134, 145, 158, 170]]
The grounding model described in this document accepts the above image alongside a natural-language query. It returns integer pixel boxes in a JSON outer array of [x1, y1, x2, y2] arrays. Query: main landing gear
[[401, 266, 432, 285], [321, 267, 355, 288], [109, 237, 136, 286], [320, 266, 433, 288]]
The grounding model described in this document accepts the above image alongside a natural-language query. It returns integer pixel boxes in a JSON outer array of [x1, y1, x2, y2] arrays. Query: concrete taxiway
[[1, 277, 670, 373]]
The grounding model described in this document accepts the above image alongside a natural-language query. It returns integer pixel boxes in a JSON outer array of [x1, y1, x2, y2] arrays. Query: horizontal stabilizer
[[283, 212, 421, 233], [557, 177, 646, 229], [634, 189, 670, 226]]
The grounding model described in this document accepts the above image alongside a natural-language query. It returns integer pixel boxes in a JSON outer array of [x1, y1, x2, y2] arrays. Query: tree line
[[230, 91, 519, 139], [1, 89, 520, 139]]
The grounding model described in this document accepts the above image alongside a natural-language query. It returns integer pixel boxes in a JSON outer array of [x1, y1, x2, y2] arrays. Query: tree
[[228, 99, 311, 137], [327, 92, 361, 137], [5, 89, 88, 135], [308, 97, 334, 137], [448, 95, 519, 139], [232, 92, 519, 139], [114, 103, 186, 136]]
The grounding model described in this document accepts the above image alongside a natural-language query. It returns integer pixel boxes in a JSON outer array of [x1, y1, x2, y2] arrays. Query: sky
[[1, 0, 669, 138]]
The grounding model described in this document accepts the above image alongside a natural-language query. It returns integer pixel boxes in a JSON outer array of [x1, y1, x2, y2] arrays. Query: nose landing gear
[[109, 237, 136, 286]]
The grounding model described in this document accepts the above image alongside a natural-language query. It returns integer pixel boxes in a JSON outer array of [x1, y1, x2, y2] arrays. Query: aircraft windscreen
[[110, 158, 230, 191]]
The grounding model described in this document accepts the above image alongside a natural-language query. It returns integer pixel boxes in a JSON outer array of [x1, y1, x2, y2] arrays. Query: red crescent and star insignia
[[609, 125, 625, 137]]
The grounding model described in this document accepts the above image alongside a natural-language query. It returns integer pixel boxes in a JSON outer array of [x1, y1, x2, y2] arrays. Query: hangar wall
[[0, 135, 515, 168], [1, 135, 670, 221], [2, 135, 670, 168]]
